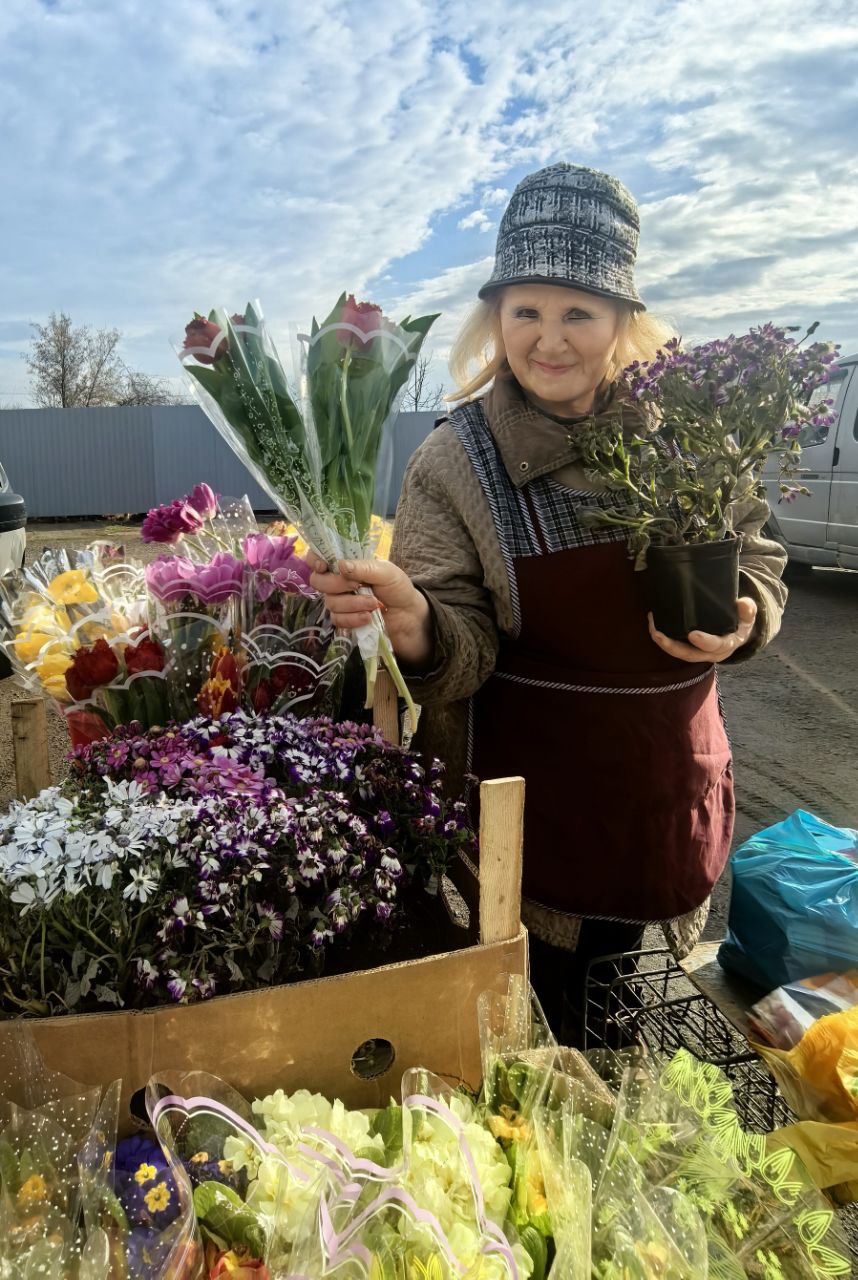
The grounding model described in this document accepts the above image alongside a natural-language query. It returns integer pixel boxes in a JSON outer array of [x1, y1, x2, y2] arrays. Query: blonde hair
[[446, 293, 675, 403]]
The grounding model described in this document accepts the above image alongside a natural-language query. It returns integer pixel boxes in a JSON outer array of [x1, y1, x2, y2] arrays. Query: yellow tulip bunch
[[4, 562, 138, 706], [268, 514, 394, 563]]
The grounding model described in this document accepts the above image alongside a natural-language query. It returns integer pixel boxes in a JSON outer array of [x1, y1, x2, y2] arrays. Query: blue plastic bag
[[718, 809, 858, 991]]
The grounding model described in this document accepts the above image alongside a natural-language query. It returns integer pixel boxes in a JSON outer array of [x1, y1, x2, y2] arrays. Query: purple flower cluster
[[145, 551, 246, 604], [243, 532, 313, 601], [622, 325, 840, 437], [142, 484, 218, 544], [68, 711, 475, 1008]]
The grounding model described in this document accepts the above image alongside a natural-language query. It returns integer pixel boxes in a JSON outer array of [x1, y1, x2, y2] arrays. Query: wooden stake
[[479, 776, 525, 944], [11, 699, 51, 800], [373, 668, 400, 747]]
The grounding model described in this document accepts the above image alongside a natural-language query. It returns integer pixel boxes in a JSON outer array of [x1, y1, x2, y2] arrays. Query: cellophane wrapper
[[0, 545, 167, 748], [146, 1068, 529, 1279], [0, 1025, 202, 1279], [178, 301, 434, 731], [145, 494, 350, 723]]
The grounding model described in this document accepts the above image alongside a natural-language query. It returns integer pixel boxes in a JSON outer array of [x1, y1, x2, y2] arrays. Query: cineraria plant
[[0, 712, 475, 1017], [573, 323, 840, 564]]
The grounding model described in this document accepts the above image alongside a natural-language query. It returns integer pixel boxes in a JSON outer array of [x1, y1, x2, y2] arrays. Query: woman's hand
[[648, 597, 758, 664], [307, 554, 434, 670]]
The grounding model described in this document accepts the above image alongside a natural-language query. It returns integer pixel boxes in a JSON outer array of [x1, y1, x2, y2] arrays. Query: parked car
[[763, 350, 858, 570], [0, 461, 26, 678]]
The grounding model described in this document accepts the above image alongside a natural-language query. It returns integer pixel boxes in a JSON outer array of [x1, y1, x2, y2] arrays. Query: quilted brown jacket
[[391, 375, 789, 798]]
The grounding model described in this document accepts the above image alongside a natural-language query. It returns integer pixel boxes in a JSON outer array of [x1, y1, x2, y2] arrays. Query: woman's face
[[498, 283, 622, 416]]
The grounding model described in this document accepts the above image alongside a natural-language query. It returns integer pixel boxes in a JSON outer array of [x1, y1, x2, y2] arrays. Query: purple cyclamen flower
[[184, 552, 245, 603], [145, 555, 199, 602], [185, 482, 218, 520], [243, 533, 313, 601], [141, 500, 204, 545]]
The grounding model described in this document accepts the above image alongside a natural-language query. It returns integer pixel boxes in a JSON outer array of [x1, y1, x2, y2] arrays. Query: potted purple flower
[[575, 323, 840, 639]]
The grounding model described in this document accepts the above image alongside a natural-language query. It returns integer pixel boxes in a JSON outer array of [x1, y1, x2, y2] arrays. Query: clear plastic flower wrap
[[143, 489, 349, 723], [146, 1068, 529, 1279], [0, 545, 167, 747], [177, 298, 438, 733], [617, 1049, 854, 1278], [477, 974, 565, 1278], [0, 1024, 202, 1279]]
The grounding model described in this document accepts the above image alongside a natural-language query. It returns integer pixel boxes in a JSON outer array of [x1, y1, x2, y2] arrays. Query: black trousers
[[528, 920, 646, 1048]]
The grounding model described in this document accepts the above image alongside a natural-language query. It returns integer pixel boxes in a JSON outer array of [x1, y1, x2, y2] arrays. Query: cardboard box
[[23, 776, 527, 1129]]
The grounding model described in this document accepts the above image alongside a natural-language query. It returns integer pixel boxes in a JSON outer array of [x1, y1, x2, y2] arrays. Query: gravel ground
[[2, 531, 856, 945]]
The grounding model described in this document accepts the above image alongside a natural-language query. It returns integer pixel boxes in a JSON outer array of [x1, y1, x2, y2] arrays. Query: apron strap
[[521, 486, 550, 555]]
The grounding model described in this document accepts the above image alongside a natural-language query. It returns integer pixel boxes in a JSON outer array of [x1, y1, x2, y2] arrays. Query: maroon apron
[[471, 499, 735, 923]]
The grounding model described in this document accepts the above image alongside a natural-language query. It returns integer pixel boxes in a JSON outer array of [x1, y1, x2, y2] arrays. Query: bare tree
[[116, 366, 190, 407], [401, 353, 446, 413], [24, 312, 186, 407]]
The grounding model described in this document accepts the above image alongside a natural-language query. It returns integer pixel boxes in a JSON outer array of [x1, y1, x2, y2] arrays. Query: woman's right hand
[[307, 554, 435, 671]]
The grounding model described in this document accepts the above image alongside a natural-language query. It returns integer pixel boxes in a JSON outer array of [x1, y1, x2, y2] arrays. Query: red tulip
[[183, 316, 227, 365], [65, 708, 112, 747], [197, 647, 241, 718], [336, 295, 384, 349], [124, 636, 165, 675], [65, 638, 120, 702]]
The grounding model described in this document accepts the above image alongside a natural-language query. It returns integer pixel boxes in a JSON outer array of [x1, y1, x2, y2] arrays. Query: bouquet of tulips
[[0, 545, 168, 747], [142, 483, 349, 721], [178, 297, 438, 733]]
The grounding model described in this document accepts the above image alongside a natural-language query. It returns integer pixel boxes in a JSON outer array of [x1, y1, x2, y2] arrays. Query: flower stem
[[339, 347, 355, 453], [371, 622, 419, 740]]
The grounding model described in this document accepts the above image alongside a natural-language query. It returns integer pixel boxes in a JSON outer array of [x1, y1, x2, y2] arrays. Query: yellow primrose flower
[[143, 1181, 172, 1213], [47, 569, 99, 606], [34, 650, 74, 701], [134, 1162, 158, 1186], [16, 1173, 49, 1209]]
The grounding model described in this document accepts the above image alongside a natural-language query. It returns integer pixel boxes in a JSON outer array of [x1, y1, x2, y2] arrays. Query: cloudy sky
[[1, 0, 856, 406]]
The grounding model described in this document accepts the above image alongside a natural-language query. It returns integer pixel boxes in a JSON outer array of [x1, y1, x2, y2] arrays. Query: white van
[[763, 351, 858, 570]]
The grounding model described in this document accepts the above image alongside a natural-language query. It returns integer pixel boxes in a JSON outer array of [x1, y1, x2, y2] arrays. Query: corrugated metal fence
[[0, 405, 440, 519]]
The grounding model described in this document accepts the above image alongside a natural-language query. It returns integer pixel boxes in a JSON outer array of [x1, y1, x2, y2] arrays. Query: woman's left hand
[[648, 597, 758, 664]]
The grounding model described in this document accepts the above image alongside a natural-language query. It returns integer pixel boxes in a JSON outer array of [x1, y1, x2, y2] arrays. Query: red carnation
[[65, 638, 120, 702], [183, 315, 227, 365], [336, 295, 384, 349], [124, 636, 165, 676]]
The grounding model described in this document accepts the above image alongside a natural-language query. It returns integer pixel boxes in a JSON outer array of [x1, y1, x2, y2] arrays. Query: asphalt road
[[703, 561, 858, 939], [2, 533, 856, 947]]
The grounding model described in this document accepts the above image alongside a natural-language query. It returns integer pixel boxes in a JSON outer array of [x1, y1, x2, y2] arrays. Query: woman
[[310, 163, 787, 1041]]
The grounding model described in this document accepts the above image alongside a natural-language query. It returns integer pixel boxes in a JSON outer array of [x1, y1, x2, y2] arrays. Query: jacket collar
[[481, 372, 615, 489]]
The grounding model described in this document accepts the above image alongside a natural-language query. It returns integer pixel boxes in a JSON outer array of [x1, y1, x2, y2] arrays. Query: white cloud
[[1, 0, 856, 410], [457, 209, 494, 232]]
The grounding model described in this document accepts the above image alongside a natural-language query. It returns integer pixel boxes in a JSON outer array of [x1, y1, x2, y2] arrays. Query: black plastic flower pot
[[645, 537, 740, 641]]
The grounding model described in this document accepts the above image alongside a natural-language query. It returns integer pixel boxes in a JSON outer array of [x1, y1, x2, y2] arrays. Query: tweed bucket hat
[[479, 162, 645, 309]]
